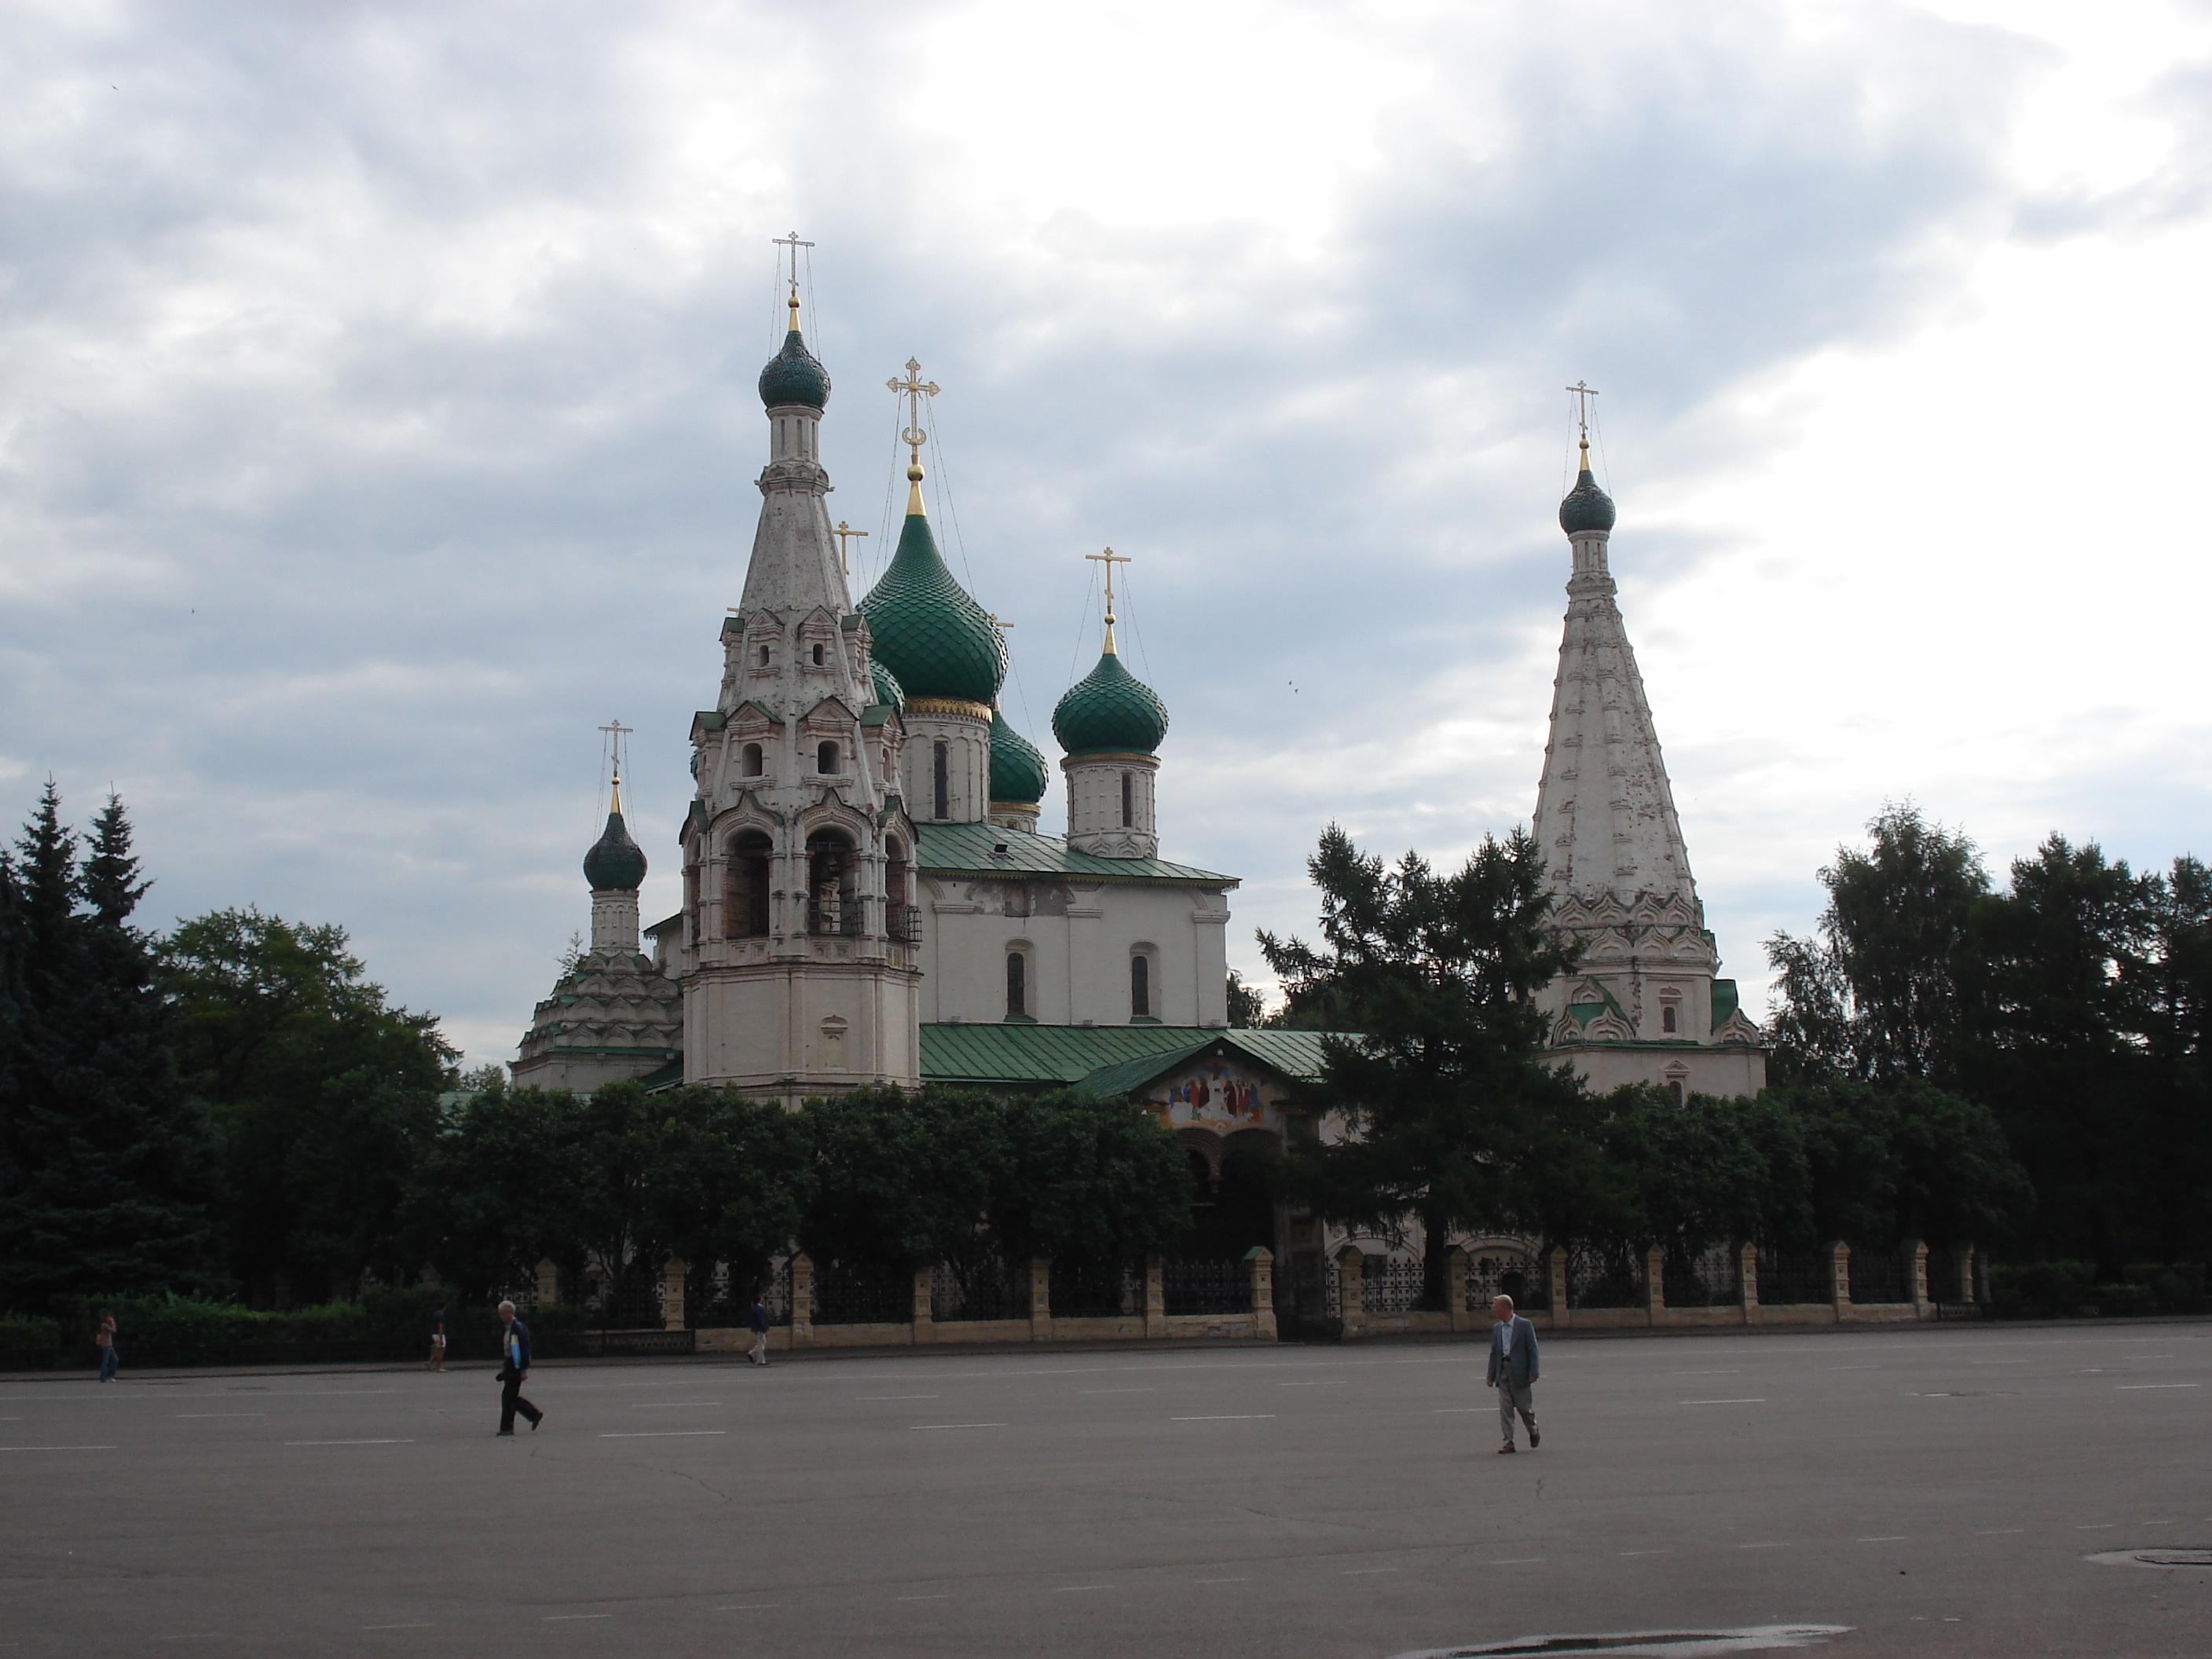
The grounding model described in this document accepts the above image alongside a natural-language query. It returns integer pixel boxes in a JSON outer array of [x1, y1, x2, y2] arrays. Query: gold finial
[[888, 357, 940, 514], [1084, 547, 1131, 655]]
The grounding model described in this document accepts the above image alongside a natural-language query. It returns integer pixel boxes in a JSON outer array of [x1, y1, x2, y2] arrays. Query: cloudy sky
[[5, 0, 2210, 1066]]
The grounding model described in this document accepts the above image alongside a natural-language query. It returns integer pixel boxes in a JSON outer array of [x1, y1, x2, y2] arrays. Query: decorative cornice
[[903, 695, 993, 722], [1060, 751, 1161, 768]]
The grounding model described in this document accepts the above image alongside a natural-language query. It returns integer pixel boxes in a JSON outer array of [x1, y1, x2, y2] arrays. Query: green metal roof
[[1053, 647, 1167, 757], [858, 509, 1006, 705], [914, 822, 1234, 887], [1712, 978, 1739, 1031], [758, 327, 830, 410], [921, 1023, 1223, 1086], [1068, 1029, 1349, 1099], [988, 709, 1049, 805]]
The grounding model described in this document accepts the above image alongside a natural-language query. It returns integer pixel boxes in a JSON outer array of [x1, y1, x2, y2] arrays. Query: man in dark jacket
[[746, 1297, 771, 1368], [1485, 1294, 1540, 1453], [495, 1300, 544, 1435]]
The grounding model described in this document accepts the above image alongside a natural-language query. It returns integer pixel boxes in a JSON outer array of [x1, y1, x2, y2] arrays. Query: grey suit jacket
[[1485, 1315, 1540, 1388]]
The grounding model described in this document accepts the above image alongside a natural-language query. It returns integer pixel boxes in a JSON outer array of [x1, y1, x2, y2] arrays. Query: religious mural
[[1141, 1057, 1284, 1137]]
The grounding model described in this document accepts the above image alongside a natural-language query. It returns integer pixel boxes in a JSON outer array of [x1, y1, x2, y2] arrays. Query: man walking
[[427, 1304, 447, 1372], [1485, 1293, 1540, 1453], [95, 1311, 119, 1383], [494, 1300, 543, 1436], [746, 1296, 771, 1368]]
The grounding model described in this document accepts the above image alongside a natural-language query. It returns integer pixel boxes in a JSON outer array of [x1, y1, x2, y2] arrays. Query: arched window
[[1005, 950, 1027, 1019], [817, 741, 839, 775], [1659, 989, 1681, 1034], [756, 645, 770, 668], [1130, 952, 1152, 1019], [1120, 771, 1133, 828], [932, 742, 950, 820], [727, 830, 773, 938], [741, 742, 764, 778], [805, 829, 859, 936], [1668, 1080, 1685, 1107], [811, 643, 825, 666]]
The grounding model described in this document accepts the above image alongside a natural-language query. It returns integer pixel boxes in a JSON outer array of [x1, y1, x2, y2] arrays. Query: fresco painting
[[1148, 1060, 1284, 1134]]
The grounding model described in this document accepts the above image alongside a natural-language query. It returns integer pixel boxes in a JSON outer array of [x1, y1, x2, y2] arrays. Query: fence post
[[1144, 1254, 1166, 1339], [1335, 1244, 1365, 1338], [1445, 1246, 1472, 1333], [1548, 1244, 1570, 1329], [1739, 1241, 1762, 1326], [1829, 1240, 1852, 1321], [913, 1265, 935, 1346], [661, 1258, 688, 1332], [1645, 1244, 1667, 1326], [789, 1253, 814, 1349], [1960, 1243, 1979, 1305], [1246, 1247, 1276, 1341], [1906, 1240, 1931, 1318], [534, 1258, 559, 1308], [1029, 1257, 1053, 1342]]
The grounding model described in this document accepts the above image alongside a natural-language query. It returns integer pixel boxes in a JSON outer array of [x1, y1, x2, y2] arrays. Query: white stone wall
[[1064, 754, 1159, 859], [898, 705, 991, 826], [589, 887, 639, 956]]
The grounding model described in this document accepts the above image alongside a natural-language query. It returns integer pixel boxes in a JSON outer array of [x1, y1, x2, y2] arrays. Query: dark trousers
[[500, 1372, 540, 1432]]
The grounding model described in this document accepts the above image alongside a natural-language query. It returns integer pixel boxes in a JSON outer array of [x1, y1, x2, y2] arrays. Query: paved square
[[4, 1322, 2208, 1657]]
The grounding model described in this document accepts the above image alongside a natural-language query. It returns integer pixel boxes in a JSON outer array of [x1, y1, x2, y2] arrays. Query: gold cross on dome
[[886, 358, 939, 460], [832, 520, 870, 573], [1566, 380, 1600, 439], [1083, 548, 1131, 652], [771, 230, 813, 291], [597, 720, 635, 804]]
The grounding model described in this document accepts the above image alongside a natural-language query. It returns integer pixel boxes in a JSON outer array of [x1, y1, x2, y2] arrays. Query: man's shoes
[[1529, 1426, 1540, 1448], [530, 1414, 544, 1431], [496, 1429, 515, 1437], [1496, 1444, 1516, 1454]]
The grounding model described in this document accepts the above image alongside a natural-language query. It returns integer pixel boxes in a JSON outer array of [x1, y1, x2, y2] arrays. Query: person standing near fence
[[746, 1296, 771, 1368], [494, 1301, 543, 1435], [1485, 1294, 1540, 1453], [95, 1311, 119, 1382], [427, 1304, 447, 1372]]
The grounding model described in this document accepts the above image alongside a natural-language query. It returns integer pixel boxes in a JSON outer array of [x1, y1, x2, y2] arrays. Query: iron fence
[[887, 903, 922, 943], [806, 897, 866, 936], [1162, 1257, 1251, 1317], [687, 1258, 793, 1328], [1848, 1247, 1911, 1306], [1463, 1249, 1543, 1313], [1566, 1242, 1644, 1309], [1664, 1243, 1742, 1308], [1758, 1252, 1831, 1306], [1360, 1255, 1434, 1315], [932, 1258, 1029, 1323], [587, 1269, 668, 1332], [1273, 1255, 1342, 1339], [812, 1262, 913, 1324], [1053, 1260, 1141, 1318]]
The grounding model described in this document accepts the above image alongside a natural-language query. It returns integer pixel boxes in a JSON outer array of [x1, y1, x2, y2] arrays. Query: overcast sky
[[5, 0, 2210, 1067]]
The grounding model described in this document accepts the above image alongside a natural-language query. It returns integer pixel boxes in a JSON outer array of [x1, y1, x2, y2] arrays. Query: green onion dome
[[757, 296, 830, 410], [858, 503, 1007, 705], [871, 658, 905, 710], [989, 709, 1049, 805], [1053, 646, 1168, 757], [1558, 443, 1616, 535], [582, 799, 647, 891]]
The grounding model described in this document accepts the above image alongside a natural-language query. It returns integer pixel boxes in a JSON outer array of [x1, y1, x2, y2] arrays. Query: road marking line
[[1738, 1543, 1792, 1550], [630, 1401, 723, 1408], [0, 1445, 115, 1452], [896, 1595, 951, 1602], [1193, 1577, 1252, 1583], [1858, 1536, 1910, 1541], [1971, 1361, 2027, 1365], [858, 1395, 939, 1401], [1672, 1369, 1741, 1375], [1680, 1398, 1766, 1405], [178, 1412, 264, 1418], [543, 1614, 611, 1621], [1079, 1388, 1152, 1393], [1343, 1566, 1399, 1575], [1053, 1584, 1110, 1591], [1618, 1550, 1669, 1557], [1490, 1557, 1545, 1564], [598, 1430, 727, 1438], [2118, 1382, 2199, 1390], [1433, 1408, 1481, 1413], [2076, 1524, 2116, 1529], [1279, 1380, 1350, 1386], [1973, 1529, 2026, 1535], [1171, 1413, 1276, 1420], [286, 1438, 414, 1445], [908, 1423, 1009, 1430], [361, 1624, 435, 1631], [717, 1605, 780, 1610]]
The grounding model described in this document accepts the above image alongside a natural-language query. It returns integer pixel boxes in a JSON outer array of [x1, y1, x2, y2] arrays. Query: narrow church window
[[1130, 953, 1151, 1019], [811, 643, 825, 666], [757, 645, 770, 668], [741, 743, 764, 778], [885, 840, 914, 942], [1659, 990, 1681, 1033], [805, 830, 859, 935], [1005, 951, 1027, 1018], [1668, 1080, 1684, 1106], [932, 742, 949, 820], [817, 741, 839, 775], [1121, 772, 1133, 828], [1661, 1004, 1677, 1032], [728, 831, 772, 938]]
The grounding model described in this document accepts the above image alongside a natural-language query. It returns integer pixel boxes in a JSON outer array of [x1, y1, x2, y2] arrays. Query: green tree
[[1225, 969, 1266, 1028], [990, 1090, 1192, 1269], [0, 787, 218, 1309], [1765, 803, 1989, 1085], [1771, 1079, 2031, 1251], [405, 1086, 595, 1301], [798, 1087, 1008, 1276], [640, 1086, 812, 1306], [1258, 824, 1584, 1307], [157, 906, 456, 1301]]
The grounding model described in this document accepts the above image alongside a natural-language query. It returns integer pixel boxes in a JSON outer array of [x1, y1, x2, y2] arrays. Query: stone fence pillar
[[912, 1265, 935, 1345], [534, 1258, 560, 1308], [1246, 1246, 1276, 1341], [1739, 1241, 1762, 1326], [661, 1258, 689, 1332], [1445, 1246, 1472, 1333], [1548, 1244, 1569, 1328], [1144, 1255, 1166, 1339], [789, 1253, 815, 1348], [1028, 1257, 1053, 1342], [1829, 1240, 1852, 1321], [1907, 1239, 1932, 1318], [1645, 1244, 1667, 1326], [1335, 1244, 1365, 1337]]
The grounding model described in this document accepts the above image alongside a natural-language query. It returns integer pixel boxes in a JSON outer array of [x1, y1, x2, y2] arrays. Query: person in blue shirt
[[494, 1300, 544, 1435]]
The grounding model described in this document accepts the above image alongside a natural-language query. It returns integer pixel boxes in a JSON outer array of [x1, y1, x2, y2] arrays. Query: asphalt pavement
[[2, 1320, 2207, 1657]]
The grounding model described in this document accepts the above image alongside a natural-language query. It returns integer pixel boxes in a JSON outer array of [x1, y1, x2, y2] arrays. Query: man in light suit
[[1485, 1294, 1540, 1453]]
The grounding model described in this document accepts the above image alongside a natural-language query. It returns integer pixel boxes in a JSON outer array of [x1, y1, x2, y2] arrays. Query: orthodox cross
[[598, 720, 634, 806], [832, 519, 870, 574], [1566, 379, 1600, 440], [886, 358, 939, 463], [771, 230, 813, 295], [1084, 547, 1130, 650]]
